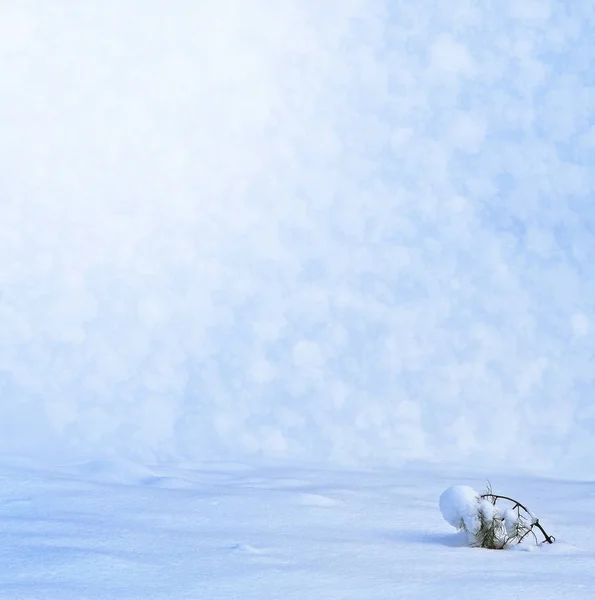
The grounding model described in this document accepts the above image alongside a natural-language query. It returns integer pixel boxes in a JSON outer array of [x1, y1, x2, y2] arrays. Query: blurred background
[[1, 1, 594, 476]]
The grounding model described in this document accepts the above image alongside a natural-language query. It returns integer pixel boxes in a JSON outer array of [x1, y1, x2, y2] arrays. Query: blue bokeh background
[[1, 1, 594, 475]]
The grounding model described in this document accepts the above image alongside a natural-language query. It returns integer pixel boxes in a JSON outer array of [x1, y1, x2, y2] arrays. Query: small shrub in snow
[[439, 483, 555, 549]]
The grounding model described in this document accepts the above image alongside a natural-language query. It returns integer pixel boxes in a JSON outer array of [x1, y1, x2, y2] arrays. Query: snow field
[[1, 459, 592, 599]]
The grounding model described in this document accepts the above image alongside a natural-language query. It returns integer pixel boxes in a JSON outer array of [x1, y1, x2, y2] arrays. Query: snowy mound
[[64, 459, 156, 486], [439, 485, 481, 530], [439, 484, 558, 550]]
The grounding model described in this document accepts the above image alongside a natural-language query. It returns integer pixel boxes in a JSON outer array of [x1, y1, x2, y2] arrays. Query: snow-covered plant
[[439, 483, 555, 549]]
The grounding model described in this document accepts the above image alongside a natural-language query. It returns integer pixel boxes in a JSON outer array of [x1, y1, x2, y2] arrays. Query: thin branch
[[480, 492, 555, 545]]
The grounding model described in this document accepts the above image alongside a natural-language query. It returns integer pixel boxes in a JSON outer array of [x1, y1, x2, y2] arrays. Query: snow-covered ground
[[2, 458, 593, 599]]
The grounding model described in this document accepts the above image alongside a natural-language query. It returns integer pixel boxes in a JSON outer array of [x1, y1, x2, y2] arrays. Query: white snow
[[504, 507, 520, 535], [1, 460, 593, 599], [439, 485, 481, 530]]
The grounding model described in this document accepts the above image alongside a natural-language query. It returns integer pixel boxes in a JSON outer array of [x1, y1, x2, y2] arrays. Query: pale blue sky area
[[1, 1, 594, 476]]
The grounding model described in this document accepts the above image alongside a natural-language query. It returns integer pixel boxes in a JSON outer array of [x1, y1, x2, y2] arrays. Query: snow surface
[[1, 459, 593, 599], [439, 485, 481, 530]]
